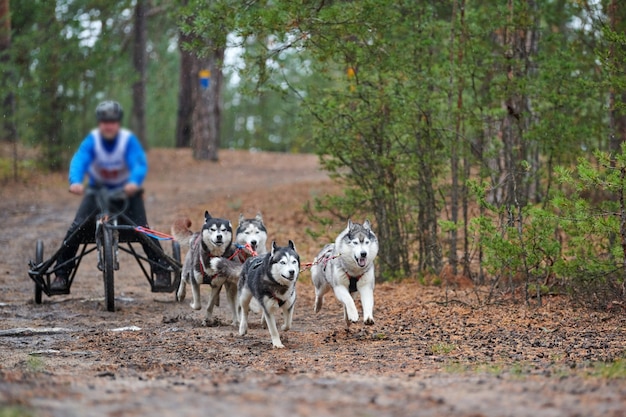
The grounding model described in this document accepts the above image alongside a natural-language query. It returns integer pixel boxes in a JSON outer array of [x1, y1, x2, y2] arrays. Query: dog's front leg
[[238, 289, 253, 336], [333, 285, 359, 324], [190, 272, 203, 310], [202, 284, 220, 326], [359, 285, 375, 325], [282, 303, 294, 331], [224, 282, 239, 326], [264, 311, 284, 348], [176, 275, 187, 302]]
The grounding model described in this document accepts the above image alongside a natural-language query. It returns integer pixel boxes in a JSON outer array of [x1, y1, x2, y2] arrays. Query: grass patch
[[587, 359, 626, 379], [430, 342, 456, 355], [0, 406, 34, 417], [444, 362, 468, 373], [25, 355, 45, 373]]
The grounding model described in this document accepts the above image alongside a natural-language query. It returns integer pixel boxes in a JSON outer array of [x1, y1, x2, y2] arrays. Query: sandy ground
[[1, 149, 625, 417]]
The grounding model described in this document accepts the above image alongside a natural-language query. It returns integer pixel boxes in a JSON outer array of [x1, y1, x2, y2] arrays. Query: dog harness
[[271, 294, 286, 307], [193, 234, 218, 284], [88, 128, 131, 188], [347, 273, 363, 293], [320, 253, 365, 293], [228, 243, 258, 263]]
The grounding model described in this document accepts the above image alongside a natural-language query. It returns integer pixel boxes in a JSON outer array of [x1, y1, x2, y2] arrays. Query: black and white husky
[[207, 212, 269, 316], [172, 211, 238, 325], [237, 241, 300, 349], [311, 220, 379, 327]]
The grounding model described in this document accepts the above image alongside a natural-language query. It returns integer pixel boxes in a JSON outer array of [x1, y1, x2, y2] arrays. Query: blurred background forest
[[2, 0, 626, 308]]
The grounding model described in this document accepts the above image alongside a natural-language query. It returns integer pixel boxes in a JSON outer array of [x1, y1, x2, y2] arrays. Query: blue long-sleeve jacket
[[68, 129, 148, 187]]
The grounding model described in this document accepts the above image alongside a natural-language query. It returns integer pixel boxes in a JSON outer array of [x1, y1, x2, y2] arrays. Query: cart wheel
[[102, 227, 115, 312], [34, 240, 44, 304], [172, 240, 182, 296]]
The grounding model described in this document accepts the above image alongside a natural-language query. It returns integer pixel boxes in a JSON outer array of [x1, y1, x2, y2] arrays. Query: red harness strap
[[272, 294, 286, 307], [347, 272, 364, 293], [194, 234, 217, 283], [228, 243, 258, 263]]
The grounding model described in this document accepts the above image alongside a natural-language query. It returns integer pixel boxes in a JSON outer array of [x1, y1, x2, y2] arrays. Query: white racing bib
[[88, 128, 131, 188]]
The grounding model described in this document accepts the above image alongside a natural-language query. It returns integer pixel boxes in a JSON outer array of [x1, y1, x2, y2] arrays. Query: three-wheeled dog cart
[[27, 187, 182, 312]]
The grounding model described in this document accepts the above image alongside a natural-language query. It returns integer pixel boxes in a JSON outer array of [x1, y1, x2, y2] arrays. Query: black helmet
[[95, 100, 123, 122]]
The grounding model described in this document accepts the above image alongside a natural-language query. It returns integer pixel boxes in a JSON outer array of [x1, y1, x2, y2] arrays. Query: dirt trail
[[1, 149, 625, 417]]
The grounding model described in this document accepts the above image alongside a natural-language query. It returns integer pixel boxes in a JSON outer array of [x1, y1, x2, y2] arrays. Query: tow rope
[[229, 243, 258, 261], [135, 226, 174, 241], [300, 253, 342, 272]]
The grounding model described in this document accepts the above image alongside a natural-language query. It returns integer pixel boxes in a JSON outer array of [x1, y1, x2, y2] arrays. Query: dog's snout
[[360, 251, 367, 258], [251, 240, 257, 246], [216, 234, 222, 240], [288, 269, 295, 277]]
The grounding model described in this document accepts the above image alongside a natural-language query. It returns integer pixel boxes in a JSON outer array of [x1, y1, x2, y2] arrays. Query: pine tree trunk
[[448, 0, 460, 275], [131, 0, 147, 148], [609, 0, 626, 155], [191, 46, 224, 161], [0, 0, 16, 145], [501, 0, 538, 211], [40, 2, 64, 170], [175, 30, 193, 148]]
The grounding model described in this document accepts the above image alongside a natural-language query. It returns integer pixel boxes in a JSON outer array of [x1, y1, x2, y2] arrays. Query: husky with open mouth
[[311, 220, 379, 327]]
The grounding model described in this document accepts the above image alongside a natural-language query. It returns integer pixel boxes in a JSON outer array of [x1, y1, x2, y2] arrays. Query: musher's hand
[[69, 183, 84, 195], [124, 182, 140, 197]]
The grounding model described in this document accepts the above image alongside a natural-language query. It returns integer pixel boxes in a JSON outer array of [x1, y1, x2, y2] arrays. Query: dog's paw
[[281, 324, 291, 331], [239, 325, 248, 336], [176, 290, 186, 302], [364, 317, 375, 325], [190, 302, 201, 310], [347, 312, 359, 323], [272, 341, 285, 349], [202, 317, 218, 327]]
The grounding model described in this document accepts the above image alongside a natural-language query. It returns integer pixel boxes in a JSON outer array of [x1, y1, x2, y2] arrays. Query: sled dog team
[[171, 212, 379, 348]]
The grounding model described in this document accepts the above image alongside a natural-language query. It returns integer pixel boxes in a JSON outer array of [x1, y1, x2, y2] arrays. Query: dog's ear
[[228, 221, 233, 231], [255, 212, 263, 221], [271, 241, 277, 256], [363, 219, 371, 230], [204, 211, 212, 222], [288, 239, 296, 252], [347, 219, 354, 230]]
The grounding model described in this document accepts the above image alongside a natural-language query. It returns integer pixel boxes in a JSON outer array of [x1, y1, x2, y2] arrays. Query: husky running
[[172, 211, 239, 325], [230, 241, 300, 348], [311, 220, 379, 327]]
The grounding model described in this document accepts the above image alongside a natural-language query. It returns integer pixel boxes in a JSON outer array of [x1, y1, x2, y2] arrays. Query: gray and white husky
[[172, 211, 239, 325], [237, 241, 300, 349], [211, 213, 269, 277], [311, 220, 379, 327], [208, 212, 269, 313], [235, 212, 268, 255]]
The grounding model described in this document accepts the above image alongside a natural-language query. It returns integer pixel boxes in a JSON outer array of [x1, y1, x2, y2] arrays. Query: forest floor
[[0, 149, 625, 417]]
